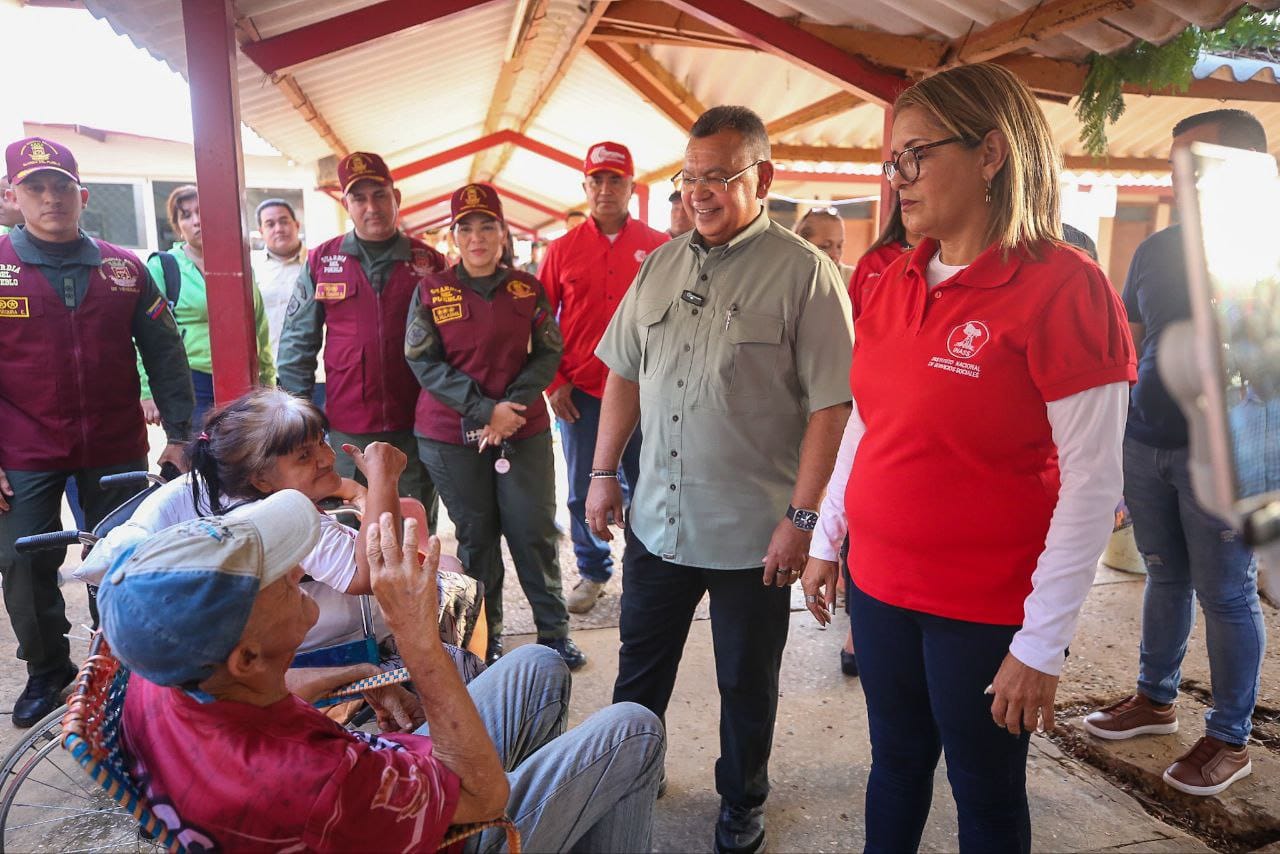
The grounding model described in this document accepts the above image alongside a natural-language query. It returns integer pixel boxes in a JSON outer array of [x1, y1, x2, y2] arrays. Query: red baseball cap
[[451, 183, 504, 225], [583, 141, 633, 177], [5, 137, 80, 185], [337, 151, 393, 194]]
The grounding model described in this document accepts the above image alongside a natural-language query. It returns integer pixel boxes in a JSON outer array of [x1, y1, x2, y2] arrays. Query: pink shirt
[[122, 675, 460, 852]]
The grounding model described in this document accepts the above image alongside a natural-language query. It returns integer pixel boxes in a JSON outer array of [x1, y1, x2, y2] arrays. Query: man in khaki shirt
[[587, 106, 853, 854]]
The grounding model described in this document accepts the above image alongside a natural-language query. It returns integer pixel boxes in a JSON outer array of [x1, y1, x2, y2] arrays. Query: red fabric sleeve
[[1027, 261, 1137, 402], [538, 240, 570, 394], [305, 733, 461, 853]]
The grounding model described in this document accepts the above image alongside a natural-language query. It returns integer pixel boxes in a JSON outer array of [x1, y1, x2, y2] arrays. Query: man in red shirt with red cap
[[540, 142, 668, 614], [277, 151, 446, 529]]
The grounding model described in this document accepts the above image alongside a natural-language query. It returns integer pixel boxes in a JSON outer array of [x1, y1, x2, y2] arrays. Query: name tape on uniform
[[432, 303, 464, 324], [0, 296, 30, 318]]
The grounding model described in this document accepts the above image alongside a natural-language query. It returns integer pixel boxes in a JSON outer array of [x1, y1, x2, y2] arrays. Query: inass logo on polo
[[947, 320, 990, 360]]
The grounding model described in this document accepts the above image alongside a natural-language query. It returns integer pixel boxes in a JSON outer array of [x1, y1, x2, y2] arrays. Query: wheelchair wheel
[[0, 708, 160, 853]]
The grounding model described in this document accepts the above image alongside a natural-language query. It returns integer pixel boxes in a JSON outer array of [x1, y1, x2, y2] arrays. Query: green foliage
[[1074, 9, 1280, 158]]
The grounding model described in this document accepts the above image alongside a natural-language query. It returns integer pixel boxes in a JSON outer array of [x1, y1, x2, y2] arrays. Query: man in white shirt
[[253, 198, 324, 405]]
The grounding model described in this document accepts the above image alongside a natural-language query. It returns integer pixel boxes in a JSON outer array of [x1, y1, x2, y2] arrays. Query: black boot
[[714, 801, 765, 854], [13, 661, 78, 728], [538, 636, 587, 670], [485, 636, 503, 666]]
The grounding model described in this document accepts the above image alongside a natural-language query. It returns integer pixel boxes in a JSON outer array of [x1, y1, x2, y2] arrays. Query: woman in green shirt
[[142, 185, 274, 429]]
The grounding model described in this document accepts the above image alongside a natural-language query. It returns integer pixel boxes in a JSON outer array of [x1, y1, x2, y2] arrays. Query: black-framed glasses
[[882, 137, 962, 183], [671, 160, 765, 193]]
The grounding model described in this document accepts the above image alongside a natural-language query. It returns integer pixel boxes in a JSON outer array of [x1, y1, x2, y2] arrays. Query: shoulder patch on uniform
[[506, 279, 535, 299], [103, 257, 139, 291], [286, 293, 302, 316], [0, 296, 30, 318], [411, 248, 442, 276], [432, 303, 464, 324], [146, 294, 167, 320]]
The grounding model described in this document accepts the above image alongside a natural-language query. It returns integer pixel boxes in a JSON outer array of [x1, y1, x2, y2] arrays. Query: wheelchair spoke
[[5, 803, 127, 826]]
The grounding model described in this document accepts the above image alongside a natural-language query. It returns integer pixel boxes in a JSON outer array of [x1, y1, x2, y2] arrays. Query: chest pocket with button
[[636, 299, 673, 378], [701, 309, 786, 411]]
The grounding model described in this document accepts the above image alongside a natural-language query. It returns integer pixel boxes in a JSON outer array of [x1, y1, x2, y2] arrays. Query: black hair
[[255, 197, 298, 226], [690, 106, 771, 161], [866, 195, 910, 255], [668, 190, 682, 204], [185, 388, 330, 513], [1172, 109, 1267, 152]]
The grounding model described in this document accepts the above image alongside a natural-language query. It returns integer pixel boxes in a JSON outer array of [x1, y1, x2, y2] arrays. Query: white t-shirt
[[77, 475, 385, 650]]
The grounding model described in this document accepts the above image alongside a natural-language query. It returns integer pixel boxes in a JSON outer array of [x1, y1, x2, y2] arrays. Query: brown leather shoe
[[1164, 736, 1251, 796], [1083, 694, 1178, 740]]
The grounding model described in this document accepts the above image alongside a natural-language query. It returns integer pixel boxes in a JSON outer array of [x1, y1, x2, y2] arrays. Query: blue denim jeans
[[850, 580, 1031, 854], [557, 388, 642, 582], [1125, 437, 1265, 745], [416, 645, 664, 853]]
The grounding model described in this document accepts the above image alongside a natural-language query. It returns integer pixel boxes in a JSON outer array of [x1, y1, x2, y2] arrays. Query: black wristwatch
[[787, 504, 818, 532]]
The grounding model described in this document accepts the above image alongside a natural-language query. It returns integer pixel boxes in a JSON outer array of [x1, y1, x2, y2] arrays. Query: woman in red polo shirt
[[801, 63, 1135, 852]]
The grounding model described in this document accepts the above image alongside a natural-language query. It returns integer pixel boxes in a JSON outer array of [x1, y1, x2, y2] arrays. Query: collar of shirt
[[688, 206, 771, 262], [455, 262, 507, 298], [10, 225, 101, 268], [584, 213, 632, 244], [340, 229, 411, 262], [266, 244, 307, 265], [903, 238, 1025, 291]]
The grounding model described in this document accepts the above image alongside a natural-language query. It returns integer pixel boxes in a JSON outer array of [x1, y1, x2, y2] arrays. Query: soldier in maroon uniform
[[405, 183, 584, 671], [276, 152, 445, 529], [0, 136, 193, 726]]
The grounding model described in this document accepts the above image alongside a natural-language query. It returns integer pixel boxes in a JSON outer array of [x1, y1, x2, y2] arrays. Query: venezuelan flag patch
[[146, 295, 167, 320]]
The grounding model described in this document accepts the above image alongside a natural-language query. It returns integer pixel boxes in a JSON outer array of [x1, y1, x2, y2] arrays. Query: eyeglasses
[[882, 137, 962, 183], [671, 160, 765, 193]]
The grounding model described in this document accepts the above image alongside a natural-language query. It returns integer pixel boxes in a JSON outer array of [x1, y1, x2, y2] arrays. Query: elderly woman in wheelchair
[[78, 388, 487, 710]]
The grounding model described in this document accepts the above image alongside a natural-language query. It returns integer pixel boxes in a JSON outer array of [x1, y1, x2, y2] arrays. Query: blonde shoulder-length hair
[[894, 62, 1062, 253]]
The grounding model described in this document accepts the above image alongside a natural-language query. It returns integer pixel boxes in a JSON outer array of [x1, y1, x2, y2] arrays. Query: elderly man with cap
[[406, 183, 586, 670], [277, 152, 445, 527], [587, 106, 854, 853], [102, 490, 664, 851], [540, 142, 668, 614], [0, 136, 193, 727]]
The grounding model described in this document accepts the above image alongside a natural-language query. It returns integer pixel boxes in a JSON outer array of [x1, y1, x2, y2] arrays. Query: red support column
[[636, 183, 650, 225], [879, 105, 894, 233], [181, 0, 256, 404]]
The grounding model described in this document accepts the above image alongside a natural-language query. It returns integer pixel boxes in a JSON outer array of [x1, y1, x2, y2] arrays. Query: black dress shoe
[[840, 648, 859, 677], [714, 801, 765, 854], [538, 636, 587, 670], [485, 636, 503, 666], [13, 662, 78, 728]]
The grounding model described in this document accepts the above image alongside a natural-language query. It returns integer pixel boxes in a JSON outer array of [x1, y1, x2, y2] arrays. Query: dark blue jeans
[[850, 580, 1031, 854], [557, 387, 641, 582], [1125, 437, 1264, 745], [190, 369, 215, 431]]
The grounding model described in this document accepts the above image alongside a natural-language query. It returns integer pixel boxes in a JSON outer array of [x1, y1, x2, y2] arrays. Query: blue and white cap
[[98, 489, 320, 687]]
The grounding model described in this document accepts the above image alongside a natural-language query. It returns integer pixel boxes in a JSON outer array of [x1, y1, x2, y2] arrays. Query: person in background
[[0, 136, 193, 727], [406, 183, 585, 671], [143, 185, 275, 430], [668, 189, 693, 237], [802, 63, 1135, 852], [564, 210, 587, 231], [795, 207, 854, 287], [848, 197, 922, 317], [541, 142, 669, 614], [0, 176, 21, 235], [588, 106, 854, 854], [1083, 109, 1268, 798], [277, 151, 446, 531], [522, 240, 547, 277], [104, 493, 665, 852], [252, 198, 326, 409]]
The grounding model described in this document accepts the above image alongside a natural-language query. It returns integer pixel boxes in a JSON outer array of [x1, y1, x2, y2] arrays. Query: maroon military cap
[[337, 151, 392, 194], [450, 183, 504, 225], [5, 137, 80, 185]]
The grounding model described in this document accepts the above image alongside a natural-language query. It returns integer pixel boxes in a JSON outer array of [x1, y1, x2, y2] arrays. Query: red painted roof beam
[[391, 130, 580, 183], [663, 0, 906, 106], [242, 0, 496, 75]]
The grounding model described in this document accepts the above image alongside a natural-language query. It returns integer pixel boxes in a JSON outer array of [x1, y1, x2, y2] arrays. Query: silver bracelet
[[589, 469, 620, 479]]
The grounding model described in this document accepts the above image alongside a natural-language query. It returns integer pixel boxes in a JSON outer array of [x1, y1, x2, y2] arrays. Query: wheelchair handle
[[15, 530, 98, 554], [99, 471, 165, 490]]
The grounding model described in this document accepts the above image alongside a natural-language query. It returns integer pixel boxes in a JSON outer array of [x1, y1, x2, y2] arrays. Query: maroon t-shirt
[[122, 675, 460, 852]]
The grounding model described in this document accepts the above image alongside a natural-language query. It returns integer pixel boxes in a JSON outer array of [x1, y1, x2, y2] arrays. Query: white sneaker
[[567, 578, 606, 614]]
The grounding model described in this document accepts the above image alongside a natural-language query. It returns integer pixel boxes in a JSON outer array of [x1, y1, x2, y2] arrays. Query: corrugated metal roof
[[80, 0, 1280, 229]]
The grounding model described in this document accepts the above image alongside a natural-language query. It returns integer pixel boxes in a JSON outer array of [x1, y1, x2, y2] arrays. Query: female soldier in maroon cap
[[405, 183, 585, 670]]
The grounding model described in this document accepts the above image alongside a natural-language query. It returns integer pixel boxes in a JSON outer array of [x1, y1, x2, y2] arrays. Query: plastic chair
[[51, 633, 520, 853]]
